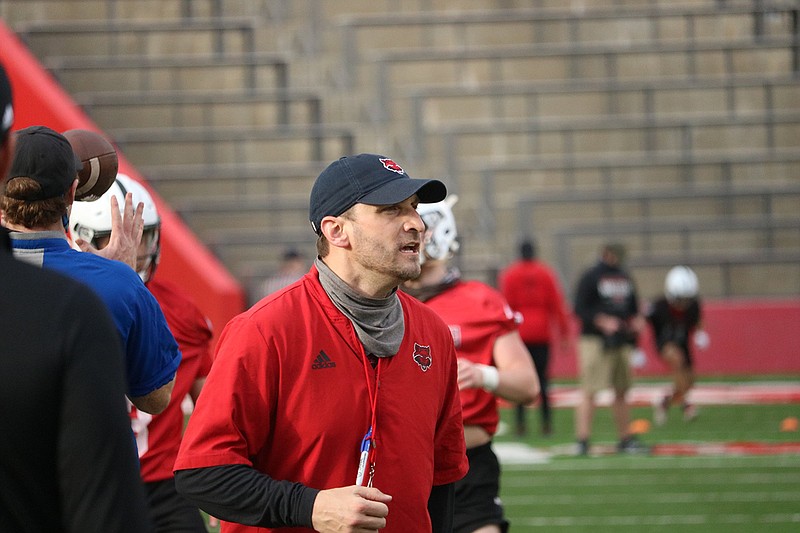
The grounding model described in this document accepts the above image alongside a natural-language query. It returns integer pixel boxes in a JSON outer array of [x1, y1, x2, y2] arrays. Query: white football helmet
[[70, 173, 161, 282], [417, 194, 459, 264], [665, 265, 699, 300]]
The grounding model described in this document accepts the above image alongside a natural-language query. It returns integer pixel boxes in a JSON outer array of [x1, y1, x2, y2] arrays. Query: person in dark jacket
[[573, 243, 647, 456], [0, 61, 154, 533]]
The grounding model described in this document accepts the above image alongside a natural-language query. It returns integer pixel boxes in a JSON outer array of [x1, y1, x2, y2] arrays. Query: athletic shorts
[[578, 335, 633, 395], [453, 442, 509, 533]]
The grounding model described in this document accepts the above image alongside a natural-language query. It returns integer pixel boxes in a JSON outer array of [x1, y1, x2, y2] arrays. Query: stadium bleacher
[[1, 0, 798, 303]]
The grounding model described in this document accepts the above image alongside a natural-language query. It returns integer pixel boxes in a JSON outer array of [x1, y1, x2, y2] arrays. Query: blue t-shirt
[[10, 232, 181, 398]]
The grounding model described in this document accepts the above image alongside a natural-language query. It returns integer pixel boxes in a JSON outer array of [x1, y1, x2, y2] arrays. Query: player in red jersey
[[403, 196, 539, 533], [499, 239, 572, 437], [71, 174, 213, 532], [174, 154, 468, 533]]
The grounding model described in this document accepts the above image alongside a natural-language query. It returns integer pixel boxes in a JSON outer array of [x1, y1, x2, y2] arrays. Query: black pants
[[516, 343, 551, 432]]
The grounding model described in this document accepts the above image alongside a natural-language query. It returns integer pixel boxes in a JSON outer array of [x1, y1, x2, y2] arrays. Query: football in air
[[63, 128, 119, 201]]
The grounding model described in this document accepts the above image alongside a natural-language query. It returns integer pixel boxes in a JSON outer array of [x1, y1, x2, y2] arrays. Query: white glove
[[630, 348, 647, 369], [693, 330, 710, 350]]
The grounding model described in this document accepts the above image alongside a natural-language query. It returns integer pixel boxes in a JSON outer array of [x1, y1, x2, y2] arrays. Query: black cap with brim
[[309, 153, 447, 234], [359, 176, 446, 207], [7, 126, 81, 201]]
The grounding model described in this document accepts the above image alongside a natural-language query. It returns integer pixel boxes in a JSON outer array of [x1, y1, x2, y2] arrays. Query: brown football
[[63, 129, 119, 201]]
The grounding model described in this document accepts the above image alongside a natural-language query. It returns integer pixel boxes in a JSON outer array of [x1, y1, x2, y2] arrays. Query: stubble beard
[[352, 229, 421, 284]]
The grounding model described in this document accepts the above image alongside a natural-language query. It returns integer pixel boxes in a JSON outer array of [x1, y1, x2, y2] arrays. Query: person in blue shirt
[[1, 125, 180, 414]]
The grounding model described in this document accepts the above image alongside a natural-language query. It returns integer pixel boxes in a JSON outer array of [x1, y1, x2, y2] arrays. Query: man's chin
[[397, 264, 422, 283]]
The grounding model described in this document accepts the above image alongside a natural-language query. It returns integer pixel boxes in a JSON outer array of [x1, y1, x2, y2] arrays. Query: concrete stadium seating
[[75, 88, 322, 129], [3, 0, 798, 298]]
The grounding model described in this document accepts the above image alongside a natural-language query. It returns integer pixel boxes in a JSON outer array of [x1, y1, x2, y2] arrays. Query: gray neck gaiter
[[315, 257, 405, 357]]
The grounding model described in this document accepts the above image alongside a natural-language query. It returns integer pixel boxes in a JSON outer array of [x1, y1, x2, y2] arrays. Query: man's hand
[[75, 192, 144, 270], [456, 358, 484, 390], [311, 485, 391, 532]]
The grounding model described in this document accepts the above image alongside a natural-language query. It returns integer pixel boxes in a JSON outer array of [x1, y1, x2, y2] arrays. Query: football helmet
[[665, 265, 699, 301], [417, 194, 459, 264], [70, 173, 161, 282]]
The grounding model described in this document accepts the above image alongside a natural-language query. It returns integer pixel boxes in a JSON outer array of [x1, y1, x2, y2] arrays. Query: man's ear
[[65, 178, 79, 206], [320, 215, 350, 249]]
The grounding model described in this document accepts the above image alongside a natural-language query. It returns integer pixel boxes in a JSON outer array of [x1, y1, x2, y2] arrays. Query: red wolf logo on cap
[[380, 158, 405, 175], [412, 343, 432, 372]]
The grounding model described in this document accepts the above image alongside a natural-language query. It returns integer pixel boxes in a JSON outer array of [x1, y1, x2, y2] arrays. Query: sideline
[[494, 381, 800, 462], [549, 381, 800, 408]]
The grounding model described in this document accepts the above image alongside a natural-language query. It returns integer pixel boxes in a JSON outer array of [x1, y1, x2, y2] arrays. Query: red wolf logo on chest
[[413, 343, 432, 372]]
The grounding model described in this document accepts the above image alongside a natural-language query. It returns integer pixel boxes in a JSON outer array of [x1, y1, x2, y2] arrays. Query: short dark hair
[[1, 177, 68, 228], [602, 242, 627, 264], [520, 239, 536, 260]]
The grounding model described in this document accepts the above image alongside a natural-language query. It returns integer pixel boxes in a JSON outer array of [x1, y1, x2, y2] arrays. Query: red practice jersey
[[132, 278, 213, 482], [424, 280, 518, 435], [499, 259, 571, 344], [175, 266, 468, 533]]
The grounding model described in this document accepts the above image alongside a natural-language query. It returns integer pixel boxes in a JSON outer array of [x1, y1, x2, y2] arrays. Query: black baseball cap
[[0, 63, 12, 142], [309, 153, 447, 234], [7, 125, 81, 201]]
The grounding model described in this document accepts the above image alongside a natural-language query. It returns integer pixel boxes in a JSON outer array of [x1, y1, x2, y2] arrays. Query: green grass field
[[494, 389, 800, 532], [202, 379, 800, 532]]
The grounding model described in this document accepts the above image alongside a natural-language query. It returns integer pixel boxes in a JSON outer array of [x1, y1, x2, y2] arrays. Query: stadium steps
[[426, 110, 800, 178], [137, 161, 326, 199], [369, 36, 800, 124], [74, 88, 323, 129], [44, 53, 290, 93], [108, 123, 355, 166], [336, 2, 799, 87], [400, 74, 800, 159], [552, 219, 800, 297], [15, 17, 259, 58], [0, 0, 264, 23], [3, 0, 800, 296]]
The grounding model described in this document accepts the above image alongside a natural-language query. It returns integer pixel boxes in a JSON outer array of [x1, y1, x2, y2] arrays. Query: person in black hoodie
[[573, 243, 647, 456], [0, 63, 154, 533]]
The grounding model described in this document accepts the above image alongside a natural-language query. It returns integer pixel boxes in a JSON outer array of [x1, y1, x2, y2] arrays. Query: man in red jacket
[[173, 154, 468, 533], [499, 240, 572, 437]]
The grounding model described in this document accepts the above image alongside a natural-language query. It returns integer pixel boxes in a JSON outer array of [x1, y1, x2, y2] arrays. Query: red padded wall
[[550, 298, 800, 378]]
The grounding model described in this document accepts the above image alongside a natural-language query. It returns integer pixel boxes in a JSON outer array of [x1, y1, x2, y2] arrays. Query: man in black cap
[[175, 154, 468, 532], [0, 63, 154, 532], [1, 124, 181, 416]]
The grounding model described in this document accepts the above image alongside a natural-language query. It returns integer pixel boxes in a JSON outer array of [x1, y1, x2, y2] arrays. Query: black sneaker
[[618, 435, 649, 454], [577, 439, 590, 456]]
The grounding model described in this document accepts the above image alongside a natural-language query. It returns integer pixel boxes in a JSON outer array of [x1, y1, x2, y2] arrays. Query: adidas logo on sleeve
[[312, 350, 336, 369]]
